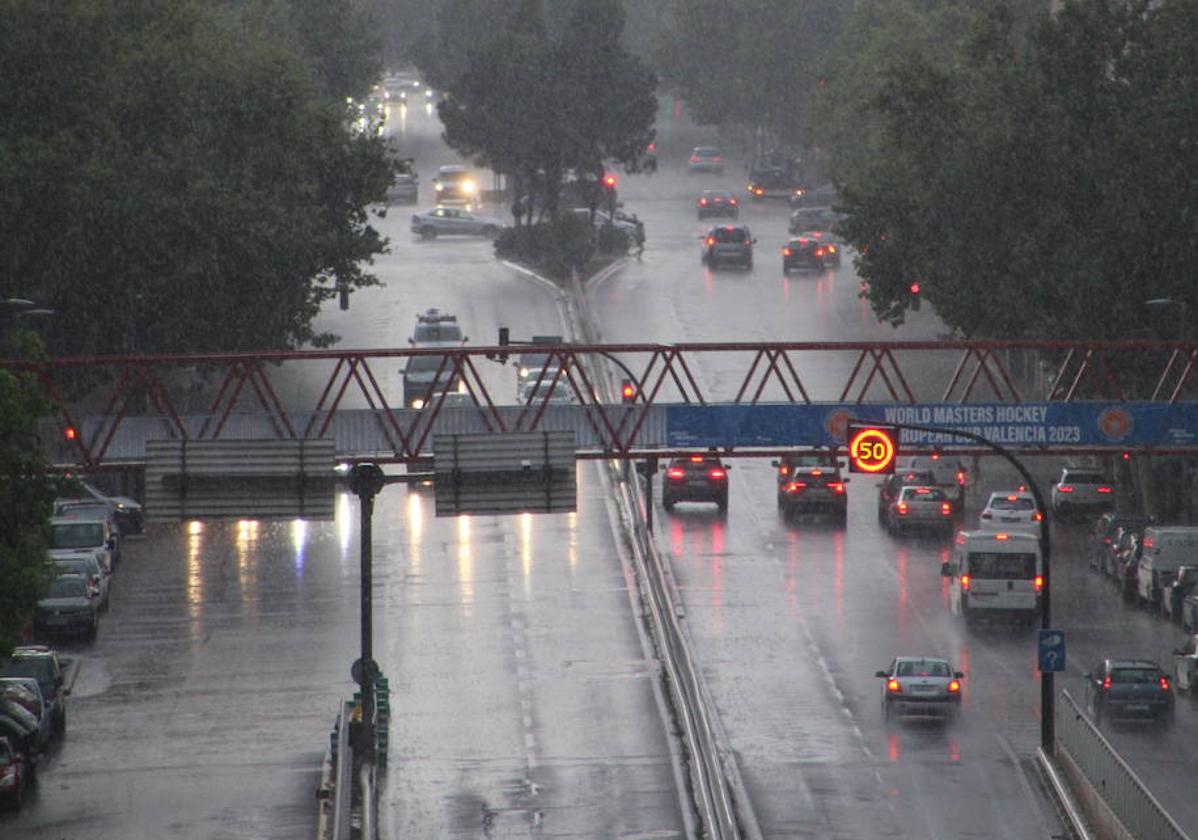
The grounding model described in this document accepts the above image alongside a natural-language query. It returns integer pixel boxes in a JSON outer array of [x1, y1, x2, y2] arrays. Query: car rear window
[[1110, 668, 1161, 684], [990, 496, 1034, 511], [713, 228, 748, 244], [695, 147, 720, 156], [902, 487, 947, 501], [51, 522, 105, 549], [1066, 472, 1105, 484], [967, 552, 1037, 579], [48, 577, 87, 598], [897, 661, 950, 677]]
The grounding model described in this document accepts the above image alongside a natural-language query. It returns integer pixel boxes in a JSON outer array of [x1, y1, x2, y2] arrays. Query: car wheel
[[716, 493, 729, 513], [744, 257, 753, 270], [420, 226, 437, 240], [882, 699, 892, 722]]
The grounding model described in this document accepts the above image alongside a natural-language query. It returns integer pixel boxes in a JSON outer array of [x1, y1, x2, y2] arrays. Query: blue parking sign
[[1038, 629, 1066, 672]]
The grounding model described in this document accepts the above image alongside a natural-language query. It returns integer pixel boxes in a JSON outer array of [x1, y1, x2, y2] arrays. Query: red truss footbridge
[[3, 340, 1196, 469]]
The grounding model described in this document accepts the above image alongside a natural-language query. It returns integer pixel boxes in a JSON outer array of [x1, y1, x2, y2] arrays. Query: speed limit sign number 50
[[847, 423, 899, 474]]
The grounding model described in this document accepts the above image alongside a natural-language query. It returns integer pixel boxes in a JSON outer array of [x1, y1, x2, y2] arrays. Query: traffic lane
[[7, 518, 355, 839], [656, 460, 1061, 837], [381, 463, 685, 838]]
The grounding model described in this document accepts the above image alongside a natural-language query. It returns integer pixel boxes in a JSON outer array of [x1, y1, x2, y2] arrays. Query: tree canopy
[[817, 0, 1197, 339], [0, 0, 392, 357]]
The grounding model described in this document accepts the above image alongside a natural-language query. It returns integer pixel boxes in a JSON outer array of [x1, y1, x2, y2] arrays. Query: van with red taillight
[[942, 531, 1042, 625], [1135, 527, 1198, 608]]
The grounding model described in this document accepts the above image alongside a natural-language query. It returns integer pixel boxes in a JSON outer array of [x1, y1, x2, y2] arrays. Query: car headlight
[[434, 183, 444, 192], [519, 367, 530, 377], [462, 180, 476, 194], [411, 398, 425, 409]]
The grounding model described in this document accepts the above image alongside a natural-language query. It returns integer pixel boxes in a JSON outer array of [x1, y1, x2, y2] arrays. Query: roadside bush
[[494, 214, 598, 280]]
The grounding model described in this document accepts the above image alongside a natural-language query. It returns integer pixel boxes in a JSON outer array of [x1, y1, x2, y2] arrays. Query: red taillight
[[778, 465, 789, 477], [647, 143, 655, 152], [948, 679, 960, 693], [961, 574, 971, 591], [1058, 485, 1073, 493], [667, 467, 685, 479], [941, 502, 952, 515], [1144, 537, 1155, 548], [956, 470, 966, 486], [690, 155, 700, 163], [705, 237, 715, 247], [1160, 676, 1171, 691], [831, 483, 845, 494], [1102, 676, 1111, 691], [1097, 486, 1113, 494], [699, 198, 708, 205], [815, 247, 825, 257], [729, 198, 738, 205], [1033, 512, 1044, 522], [782, 248, 792, 257], [897, 502, 909, 516], [1103, 537, 1112, 544], [690, 455, 703, 462], [787, 481, 807, 492], [708, 468, 726, 480], [887, 679, 901, 693], [811, 469, 823, 476], [995, 533, 1009, 540], [909, 282, 921, 294], [1034, 576, 1043, 592]]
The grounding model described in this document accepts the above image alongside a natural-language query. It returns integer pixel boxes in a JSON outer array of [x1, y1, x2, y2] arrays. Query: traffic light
[[488, 327, 510, 363], [909, 281, 922, 311], [64, 425, 77, 442], [846, 422, 899, 474], [603, 173, 617, 191], [620, 379, 637, 403]]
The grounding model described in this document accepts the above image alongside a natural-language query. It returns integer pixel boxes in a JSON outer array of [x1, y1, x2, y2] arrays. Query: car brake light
[[787, 481, 807, 492], [811, 469, 823, 476], [831, 483, 845, 494], [1102, 675, 1111, 691], [705, 237, 715, 247], [708, 468, 726, 480], [897, 502, 909, 515], [700, 198, 708, 205], [729, 198, 737, 205], [1033, 512, 1043, 521], [1144, 537, 1155, 548], [827, 244, 837, 253], [948, 680, 960, 693], [915, 488, 931, 494], [1103, 537, 1112, 544], [956, 470, 966, 486], [1006, 495, 1019, 501], [887, 679, 901, 693], [667, 468, 685, 479], [815, 247, 825, 257], [782, 248, 792, 257], [1160, 676, 1171, 691], [778, 465, 789, 476], [1097, 486, 1113, 494], [931, 452, 940, 460], [1058, 485, 1073, 493], [690, 455, 703, 462], [1034, 575, 1043, 592], [961, 574, 970, 590], [941, 502, 952, 515], [690, 155, 699, 163], [995, 533, 1009, 540]]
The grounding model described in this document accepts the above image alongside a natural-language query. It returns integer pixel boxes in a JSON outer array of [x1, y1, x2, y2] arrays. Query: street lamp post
[[1145, 297, 1188, 342]]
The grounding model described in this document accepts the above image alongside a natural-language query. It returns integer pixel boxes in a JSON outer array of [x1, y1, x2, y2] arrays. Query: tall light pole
[[1145, 297, 1187, 342]]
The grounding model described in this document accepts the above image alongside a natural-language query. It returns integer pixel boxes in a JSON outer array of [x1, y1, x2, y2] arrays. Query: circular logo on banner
[[1098, 407, 1133, 442], [825, 409, 855, 444]]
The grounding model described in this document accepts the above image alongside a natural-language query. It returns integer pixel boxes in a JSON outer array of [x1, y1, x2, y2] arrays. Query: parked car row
[[0, 645, 70, 810]]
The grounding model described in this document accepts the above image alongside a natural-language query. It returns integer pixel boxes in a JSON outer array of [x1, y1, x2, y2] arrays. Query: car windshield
[[48, 577, 88, 598], [1110, 668, 1161, 684], [713, 228, 747, 244], [990, 496, 1034, 511], [405, 354, 453, 374], [51, 522, 105, 548]]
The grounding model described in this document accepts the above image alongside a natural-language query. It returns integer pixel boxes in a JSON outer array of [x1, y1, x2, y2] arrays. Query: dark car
[[35, 574, 98, 640], [782, 237, 831, 272], [788, 205, 839, 234], [1089, 513, 1154, 574], [747, 166, 804, 201], [777, 465, 848, 524], [795, 229, 841, 266], [0, 735, 29, 810], [790, 181, 838, 209], [701, 225, 755, 269], [0, 646, 67, 740], [696, 190, 739, 220], [662, 455, 729, 512], [1085, 658, 1174, 727], [54, 479, 143, 536]]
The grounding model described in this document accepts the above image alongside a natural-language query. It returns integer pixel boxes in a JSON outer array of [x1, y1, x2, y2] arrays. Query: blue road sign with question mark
[[1038, 629, 1066, 672]]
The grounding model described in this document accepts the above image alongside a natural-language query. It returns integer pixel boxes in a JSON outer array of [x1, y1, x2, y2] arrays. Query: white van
[[942, 531, 1042, 624], [1136, 527, 1198, 607]]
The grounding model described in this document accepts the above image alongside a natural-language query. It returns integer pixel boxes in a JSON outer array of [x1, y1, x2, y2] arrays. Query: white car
[[876, 656, 964, 722], [978, 491, 1043, 538], [1051, 467, 1116, 516], [411, 207, 505, 240]]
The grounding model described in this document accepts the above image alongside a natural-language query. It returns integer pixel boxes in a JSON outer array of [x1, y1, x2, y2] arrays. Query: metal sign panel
[[433, 431, 575, 516], [666, 402, 1198, 450], [145, 439, 336, 522]]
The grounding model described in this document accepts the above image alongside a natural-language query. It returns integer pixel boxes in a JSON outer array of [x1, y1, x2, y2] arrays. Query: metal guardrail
[[315, 700, 353, 840], [1057, 689, 1190, 840]]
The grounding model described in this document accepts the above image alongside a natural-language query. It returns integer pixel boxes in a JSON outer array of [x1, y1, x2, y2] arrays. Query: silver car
[[411, 206, 505, 240], [52, 555, 109, 611], [687, 146, 725, 174], [35, 574, 99, 640], [877, 656, 964, 722], [386, 173, 418, 206], [884, 486, 956, 535]]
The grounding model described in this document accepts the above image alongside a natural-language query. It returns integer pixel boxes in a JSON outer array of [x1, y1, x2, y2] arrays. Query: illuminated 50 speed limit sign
[[847, 422, 899, 474]]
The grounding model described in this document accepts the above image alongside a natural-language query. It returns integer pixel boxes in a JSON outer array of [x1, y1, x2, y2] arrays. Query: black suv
[[697, 190, 739, 220], [701, 225, 755, 269], [662, 455, 729, 512], [1085, 658, 1174, 727], [777, 465, 848, 524]]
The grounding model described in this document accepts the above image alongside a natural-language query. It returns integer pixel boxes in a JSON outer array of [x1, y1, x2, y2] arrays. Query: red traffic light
[[846, 422, 898, 474], [64, 425, 77, 441], [909, 282, 921, 295], [620, 380, 636, 403], [603, 174, 617, 189]]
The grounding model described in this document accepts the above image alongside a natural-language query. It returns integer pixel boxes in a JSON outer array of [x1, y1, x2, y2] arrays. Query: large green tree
[[821, 0, 1197, 340], [0, 0, 392, 357], [0, 350, 58, 657]]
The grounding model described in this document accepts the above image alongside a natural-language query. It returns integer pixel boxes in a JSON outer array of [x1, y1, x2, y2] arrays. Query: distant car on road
[[54, 480, 143, 535], [884, 486, 956, 535], [386, 173, 419, 206], [781, 236, 831, 272], [788, 205, 839, 234], [696, 190, 739, 220], [978, 491, 1043, 538], [777, 464, 848, 524], [876, 656, 963, 723], [688, 146, 725, 174], [1051, 467, 1115, 516], [662, 455, 729, 512], [1085, 658, 1174, 727], [36, 574, 98, 641], [701, 224, 755, 269], [431, 165, 478, 205], [411, 206, 505, 240]]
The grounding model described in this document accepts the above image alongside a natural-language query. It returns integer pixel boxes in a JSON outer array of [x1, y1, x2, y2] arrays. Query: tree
[[0, 0, 392, 357], [0, 340, 59, 657]]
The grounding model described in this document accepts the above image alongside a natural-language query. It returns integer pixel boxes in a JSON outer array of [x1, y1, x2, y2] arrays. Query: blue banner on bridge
[[665, 402, 1198, 450]]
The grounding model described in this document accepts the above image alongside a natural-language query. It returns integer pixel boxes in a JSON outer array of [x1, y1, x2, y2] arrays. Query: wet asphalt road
[[7, 100, 1198, 840]]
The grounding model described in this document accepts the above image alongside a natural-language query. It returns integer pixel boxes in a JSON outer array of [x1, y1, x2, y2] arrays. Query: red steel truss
[[3, 340, 1195, 468]]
